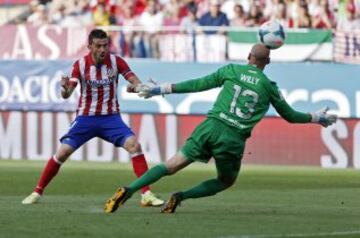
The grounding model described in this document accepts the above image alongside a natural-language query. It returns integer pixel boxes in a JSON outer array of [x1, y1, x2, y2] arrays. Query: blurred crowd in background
[[21, 0, 360, 30], [0, 0, 358, 59]]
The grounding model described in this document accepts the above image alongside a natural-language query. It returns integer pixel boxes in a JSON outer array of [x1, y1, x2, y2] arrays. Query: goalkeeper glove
[[310, 106, 338, 127], [137, 79, 173, 99]]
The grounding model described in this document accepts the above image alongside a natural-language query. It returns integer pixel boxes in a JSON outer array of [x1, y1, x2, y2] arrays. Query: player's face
[[89, 38, 109, 63]]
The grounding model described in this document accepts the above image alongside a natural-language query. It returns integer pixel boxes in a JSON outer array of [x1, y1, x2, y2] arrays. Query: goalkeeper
[[104, 43, 338, 214]]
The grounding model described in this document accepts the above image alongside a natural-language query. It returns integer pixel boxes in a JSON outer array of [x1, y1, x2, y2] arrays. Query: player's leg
[[36, 144, 75, 194], [99, 114, 163, 206], [99, 114, 150, 192], [124, 117, 212, 201], [176, 121, 245, 201], [161, 118, 244, 213], [192, 158, 241, 203], [178, 153, 242, 201], [122, 135, 165, 206], [129, 151, 192, 192], [22, 116, 96, 204], [104, 117, 211, 213], [122, 136, 150, 194], [21, 144, 75, 205], [161, 158, 241, 213], [104, 151, 192, 213]]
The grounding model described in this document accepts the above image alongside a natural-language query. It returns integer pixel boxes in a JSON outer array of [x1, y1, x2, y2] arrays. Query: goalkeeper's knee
[[218, 175, 237, 188]]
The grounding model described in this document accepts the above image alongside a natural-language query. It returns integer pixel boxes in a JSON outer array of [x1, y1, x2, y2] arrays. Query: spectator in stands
[[196, 0, 211, 19], [239, 0, 252, 13], [271, 1, 288, 27], [50, 4, 66, 24], [137, 0, 163, 57], [163, 0, 181, 28], [355, 0, 360, 15], [287, 0, 303, 25], [336, 1, 360, 30], [178, 0, 197, 18], [163, 0, 181, 19], [308, 0, 322, 17], [131, 0, 147, 16], [117, 1, 138, 25], [90, 0, 117, 23], [311, 0, 335, 28], [245, 3, 266, 26], [22, 0, 352, 31], [50, 0, 92, 26], [38, 0, 51, 5], [118, 2, 139, 57], [93, 2, 111, 26], [264, 0, 285, 20], [180, 6, 199, 33], [198, 0, 229, 34], [230, 4, 247, 26], [27, 2, 49, 26], [221, 0, 238, 20], [293, 4, 312, 28]]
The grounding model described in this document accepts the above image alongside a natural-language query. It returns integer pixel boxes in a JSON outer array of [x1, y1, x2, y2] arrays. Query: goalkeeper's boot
[[104, 187, 131, 213], [160, 192, 182, 213], [22, 192, 41, 204], [140, 190, 164, 207]]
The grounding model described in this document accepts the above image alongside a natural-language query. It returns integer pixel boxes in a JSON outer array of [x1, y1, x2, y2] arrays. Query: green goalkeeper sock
[[128, 164, 168, 194], [180, 179, 229, 200]]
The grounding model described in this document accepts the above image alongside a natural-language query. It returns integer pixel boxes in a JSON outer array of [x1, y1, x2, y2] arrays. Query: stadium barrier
[[0, 60, 359, 168], [2, 24, 356, 63], [334, 30, 360, 64], [0, 60, 359, 117], [0, 111, 359, 168]]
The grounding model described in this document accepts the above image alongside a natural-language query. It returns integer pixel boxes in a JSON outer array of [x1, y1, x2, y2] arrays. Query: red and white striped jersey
[[70, 53, 135, 116]]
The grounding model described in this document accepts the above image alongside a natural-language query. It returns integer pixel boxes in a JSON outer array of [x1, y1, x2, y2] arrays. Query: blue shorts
[[60, 114, 134, 150]]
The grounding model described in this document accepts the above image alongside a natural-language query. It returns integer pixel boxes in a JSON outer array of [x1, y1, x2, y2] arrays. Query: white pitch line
[[219, 230, 360, 238]]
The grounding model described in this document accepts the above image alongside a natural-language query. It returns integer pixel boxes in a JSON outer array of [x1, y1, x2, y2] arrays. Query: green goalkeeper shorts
[[181, 117, 246, 175]]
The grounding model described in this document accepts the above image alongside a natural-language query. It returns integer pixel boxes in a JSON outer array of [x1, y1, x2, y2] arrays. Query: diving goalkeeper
[[104, 43, 338, 214]]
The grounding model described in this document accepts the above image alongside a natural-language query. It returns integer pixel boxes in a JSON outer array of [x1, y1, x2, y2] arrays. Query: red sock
[[34, 156, 62, 195], [131, 154, 150, 194]]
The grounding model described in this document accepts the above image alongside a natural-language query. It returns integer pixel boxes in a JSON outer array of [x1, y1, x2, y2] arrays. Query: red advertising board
[[0, 111, 359, 168], [0, 25, 89, 60]]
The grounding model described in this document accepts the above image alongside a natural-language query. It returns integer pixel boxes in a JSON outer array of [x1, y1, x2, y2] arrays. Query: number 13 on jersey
[[230, 85, 259, 120]]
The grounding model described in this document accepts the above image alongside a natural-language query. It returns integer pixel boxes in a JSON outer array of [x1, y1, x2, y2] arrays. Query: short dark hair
[[88, 29, 108, 44]]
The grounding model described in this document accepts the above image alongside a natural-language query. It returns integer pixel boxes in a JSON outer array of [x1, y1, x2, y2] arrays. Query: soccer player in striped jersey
[[22, 29, 164, 207], [104, 43, 338, 213]]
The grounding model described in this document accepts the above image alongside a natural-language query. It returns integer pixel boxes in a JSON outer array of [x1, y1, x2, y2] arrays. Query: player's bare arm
[[60, 76, 76, 99], [126, 75, 142, 93]]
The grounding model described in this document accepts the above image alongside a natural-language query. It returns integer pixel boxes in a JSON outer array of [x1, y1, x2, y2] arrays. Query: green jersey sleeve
[[173, 66, 227, 93], [268, 81, 311, 123]]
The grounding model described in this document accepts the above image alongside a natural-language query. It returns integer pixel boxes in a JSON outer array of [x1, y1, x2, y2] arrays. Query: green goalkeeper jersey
[[174, 64, 311, 138]]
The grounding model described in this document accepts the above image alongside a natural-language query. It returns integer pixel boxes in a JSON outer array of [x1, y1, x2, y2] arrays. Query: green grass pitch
[[0, 160, 359, 238]]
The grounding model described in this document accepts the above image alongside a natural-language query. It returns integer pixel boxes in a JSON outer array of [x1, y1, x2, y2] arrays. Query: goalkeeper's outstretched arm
[[273, 100, 337, 128], [138, 69, 225, 98], [269, 81, 337, 127]]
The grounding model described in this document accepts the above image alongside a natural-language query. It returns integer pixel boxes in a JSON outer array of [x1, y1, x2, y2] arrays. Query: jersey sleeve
[[115, 56, 136, 80], [268, 81, 311, 123], [173, 66, 228, 93], [69, 60, 80, 88]]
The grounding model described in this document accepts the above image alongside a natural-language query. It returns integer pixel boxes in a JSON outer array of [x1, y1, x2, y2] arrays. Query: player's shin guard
[[34, 156, 62, 195], [131, 153, 150, 194]]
